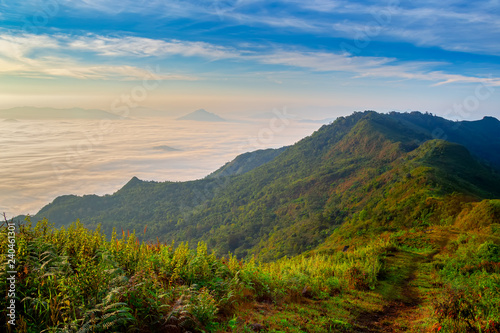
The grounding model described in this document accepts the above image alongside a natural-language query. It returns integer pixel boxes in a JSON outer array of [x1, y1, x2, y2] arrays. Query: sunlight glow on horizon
[[0, 0, 499, 118]]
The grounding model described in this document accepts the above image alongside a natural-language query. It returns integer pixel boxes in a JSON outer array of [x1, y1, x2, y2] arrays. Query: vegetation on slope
[[6, 110, 500, 332], [2, 202, 500, 332], [388, 111, 500, 169], [27, 112, 500, 260], [0, 218, 388, 332]]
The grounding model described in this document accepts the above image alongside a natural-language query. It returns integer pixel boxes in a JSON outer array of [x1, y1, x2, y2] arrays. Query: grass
[[1, 214, 499, 332], [0, 218, 389, 332]]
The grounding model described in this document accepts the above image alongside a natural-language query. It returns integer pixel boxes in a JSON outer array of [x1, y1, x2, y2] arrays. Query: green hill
[[389, 111, 500, 169], [28, 111, 500, 260], [5, 110, 500, 332]]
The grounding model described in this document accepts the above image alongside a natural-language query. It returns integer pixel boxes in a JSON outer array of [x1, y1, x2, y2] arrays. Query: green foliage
[[433, 234, 500, 332], [184, 287, 218, 326], [25, 111, 500, 262], [78, 300, 134, 333], [5, 111, 500, 331], [1, 218, 393, 332]]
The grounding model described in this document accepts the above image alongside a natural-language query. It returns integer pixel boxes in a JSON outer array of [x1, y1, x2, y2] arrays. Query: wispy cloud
[[0, 33, 198, 80], [257, 51, 393, 72], [67, 35, 240, 59], [252, 50, 500, 86], [1, 31, 499, 86], [303, 1, 500, 56], [5, 1, 499, 56], [0, 34, 59, 59]]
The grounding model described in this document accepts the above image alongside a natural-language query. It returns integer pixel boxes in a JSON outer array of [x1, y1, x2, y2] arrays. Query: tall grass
[[0, 218, 388, 332]]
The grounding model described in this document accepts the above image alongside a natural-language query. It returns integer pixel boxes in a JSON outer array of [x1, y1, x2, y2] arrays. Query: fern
[[77, 300, 135, 333]]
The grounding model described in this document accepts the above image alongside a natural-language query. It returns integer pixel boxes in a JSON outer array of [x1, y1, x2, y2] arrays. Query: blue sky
[[0, 0, 499, 119]]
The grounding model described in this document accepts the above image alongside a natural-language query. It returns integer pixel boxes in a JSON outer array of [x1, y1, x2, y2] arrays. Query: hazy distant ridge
[[0, 106, 123, 119]]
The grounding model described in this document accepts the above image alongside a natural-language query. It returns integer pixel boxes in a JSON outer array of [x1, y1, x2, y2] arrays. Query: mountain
[[27, 111, 500, 260], [13, 110, 500, 333], [152, 145, 181, 152], [176, 109, 226, 122], [388, 111, 500, 169], [0, 106, 123, 119]]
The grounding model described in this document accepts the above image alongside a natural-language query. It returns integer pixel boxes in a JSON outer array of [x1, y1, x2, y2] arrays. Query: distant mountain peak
[[152, 145, 181, 152], [121, 176, 143, 190], [177, 109, 226, 122]]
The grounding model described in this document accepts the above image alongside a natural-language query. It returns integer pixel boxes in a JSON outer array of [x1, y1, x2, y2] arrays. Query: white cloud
[[39, 61, 195, 81], [252, 50, 500, 86], [66, 35, 240, 59], [291, 1, 500, 56], [0, 34, 60, 59], [1, 31, 499, 86], [0, 33, 198, 80], [6, 1, 499, 56], [257, 51, 393, 72]]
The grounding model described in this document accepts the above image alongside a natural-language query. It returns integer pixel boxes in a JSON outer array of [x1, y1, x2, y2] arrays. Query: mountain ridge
[[25, 111, 500, 260]]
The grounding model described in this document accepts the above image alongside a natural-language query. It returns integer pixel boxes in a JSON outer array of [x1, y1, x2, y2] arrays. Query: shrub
[[433, 285, 477, 332], [185, 286, 218, 327], [345, 266, 370, 291]]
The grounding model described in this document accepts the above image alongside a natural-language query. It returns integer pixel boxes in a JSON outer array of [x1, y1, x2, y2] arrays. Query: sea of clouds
[[0, 116, 320, 217]]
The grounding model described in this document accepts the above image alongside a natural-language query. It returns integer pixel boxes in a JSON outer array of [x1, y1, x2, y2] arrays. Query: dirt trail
[[353, 229, 455, 332], [354, 251, 426, 332]]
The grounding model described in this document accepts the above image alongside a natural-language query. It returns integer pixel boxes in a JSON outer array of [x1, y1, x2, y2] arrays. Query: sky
[[0, 0, 499, 119], [1, 0, 500, 216]]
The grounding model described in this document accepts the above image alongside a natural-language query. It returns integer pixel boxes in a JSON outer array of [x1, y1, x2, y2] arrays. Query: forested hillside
[[28, 111, 500, 260], [4, 110, 500, 332], [2, 200, 500, 332]]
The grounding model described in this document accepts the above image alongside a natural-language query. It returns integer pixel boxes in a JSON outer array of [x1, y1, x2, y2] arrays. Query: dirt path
[[353, 250, 434, 332], [351, 229, 457, 332]]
